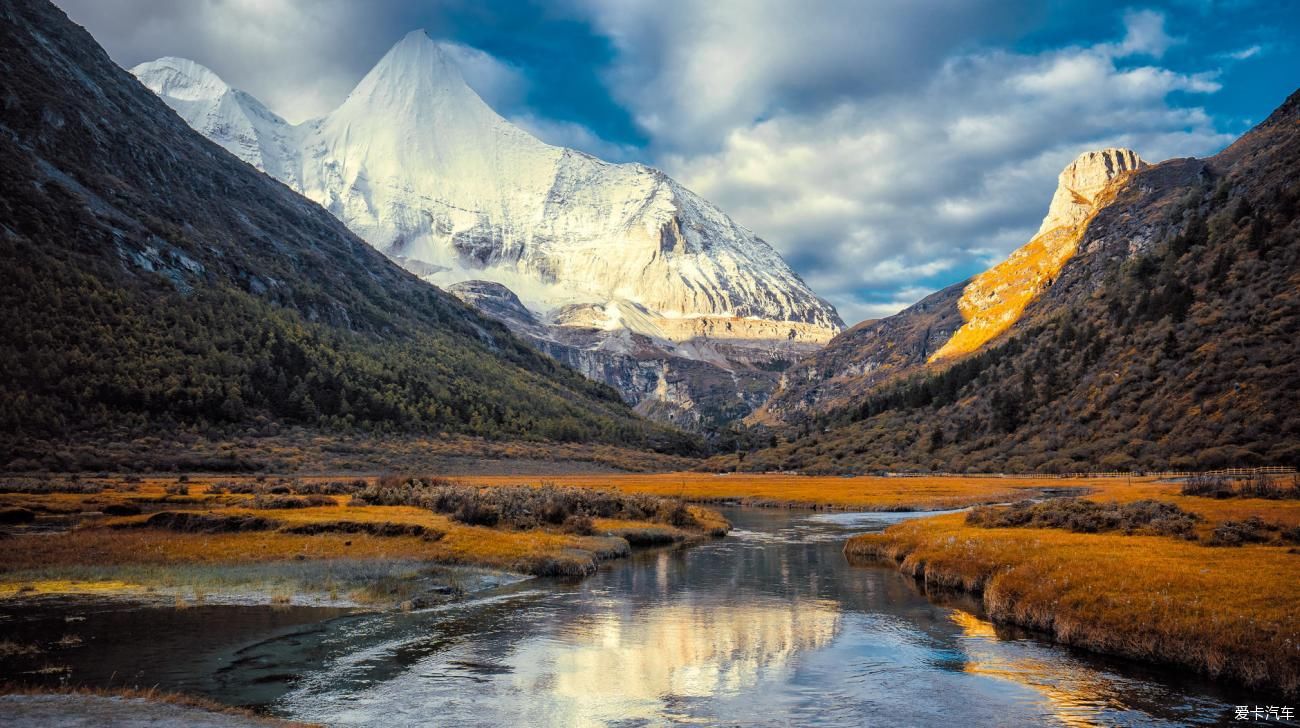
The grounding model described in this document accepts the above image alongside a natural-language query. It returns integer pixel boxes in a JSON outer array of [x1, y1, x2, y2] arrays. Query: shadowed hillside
[[0, 0, 698, 466]]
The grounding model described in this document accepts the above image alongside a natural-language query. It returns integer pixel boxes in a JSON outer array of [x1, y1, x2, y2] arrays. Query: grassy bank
[[0, 475, 727, 606], [845, 477, 1300, 693]]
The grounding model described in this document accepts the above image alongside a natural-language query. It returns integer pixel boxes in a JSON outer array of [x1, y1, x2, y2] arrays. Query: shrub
[[967, 498, 1201, 537], [163, 483, 189, 496], [562, 513, 595, 536], [353, 476, 704, 531], [1208, 516, 1276, 547], [660, 500, 698, 529], [251, 494, 336, 509], [279, 520, 442, 540], [454, 500, 501, 527], [1182, 474, 1300, 499], [1181, 475, 1233, 498], [124, 511, 279, 533], [0, 507, 37, 524]]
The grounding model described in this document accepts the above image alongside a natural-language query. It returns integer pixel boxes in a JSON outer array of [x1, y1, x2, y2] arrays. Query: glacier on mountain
[[132, 31, 843, 350]]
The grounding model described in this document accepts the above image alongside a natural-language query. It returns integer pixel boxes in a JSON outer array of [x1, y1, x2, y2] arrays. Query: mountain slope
[[0, 0, 696, 462], [131, 35, 843, 345], [729, 91, 1300, 472], [758, 148, 1146, 422]]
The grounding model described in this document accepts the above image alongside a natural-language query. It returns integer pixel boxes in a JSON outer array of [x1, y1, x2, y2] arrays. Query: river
[[1, 507, 1246, 726]]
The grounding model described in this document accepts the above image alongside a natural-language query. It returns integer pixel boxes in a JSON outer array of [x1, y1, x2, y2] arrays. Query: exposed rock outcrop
[[930, 148, 1145, 362], [757, 148, 1146, 421], [448, 280, 797, 430]]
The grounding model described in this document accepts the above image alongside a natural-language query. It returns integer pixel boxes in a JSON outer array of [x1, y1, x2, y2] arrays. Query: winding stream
[[2, 507, 1248, 725]]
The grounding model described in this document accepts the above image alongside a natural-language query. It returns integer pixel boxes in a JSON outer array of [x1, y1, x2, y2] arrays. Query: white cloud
[[1114, 8, 1178, 57], [647, 16, 1233, 323], [1220, 44, 1263, 61], [56, 0, 397, 123], [572, 0, 1035, 153], [838, 287, 944, 325], [439, 42, 529, 113]]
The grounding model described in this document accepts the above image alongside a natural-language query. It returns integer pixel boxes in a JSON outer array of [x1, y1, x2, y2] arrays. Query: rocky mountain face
[[0, 0, 696, 464], [132, 35, 843, 427], [757, 147, 1146, 422], [929, 148, 1145, 363], [732, 91, 1300, 472], [445, 281, 794, 430]]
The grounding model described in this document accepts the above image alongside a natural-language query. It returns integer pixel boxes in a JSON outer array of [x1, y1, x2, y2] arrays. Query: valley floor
[[454, 471, 1083, 510], [4, 469, 1296, 697]]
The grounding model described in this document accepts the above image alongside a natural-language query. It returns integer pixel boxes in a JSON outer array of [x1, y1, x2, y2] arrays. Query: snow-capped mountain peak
[[133, 34, 844, 347], [131, 57, 297, 179], [343, 30, 480, 111], [133, 56, 231, 101]]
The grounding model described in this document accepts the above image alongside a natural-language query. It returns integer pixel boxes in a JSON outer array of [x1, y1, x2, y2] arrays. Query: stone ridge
[[930, 148, 1144, 362], [1037, 148, 1146, 236]]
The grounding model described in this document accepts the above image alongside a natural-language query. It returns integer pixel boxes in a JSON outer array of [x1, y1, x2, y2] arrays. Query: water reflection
[[948, 610, 1234, 727], [534, 599, 840, 708], [271, 508, 1237, 726]]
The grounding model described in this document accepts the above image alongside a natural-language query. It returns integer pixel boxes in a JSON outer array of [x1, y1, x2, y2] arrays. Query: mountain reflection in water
[[267, 507, 1236, 727]]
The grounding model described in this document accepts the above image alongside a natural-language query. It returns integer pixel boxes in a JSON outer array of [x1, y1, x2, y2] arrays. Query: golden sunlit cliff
[[930, 149, 1144, 362]]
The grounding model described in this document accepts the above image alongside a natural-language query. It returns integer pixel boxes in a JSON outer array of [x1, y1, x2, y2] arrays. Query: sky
[[56, 0, 1299, 325]]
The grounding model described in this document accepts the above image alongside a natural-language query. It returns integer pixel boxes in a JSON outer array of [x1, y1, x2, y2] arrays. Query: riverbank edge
[[0, 512, 731, 612], [844, 531, 1298, 696], [0, 687, 317, 727]]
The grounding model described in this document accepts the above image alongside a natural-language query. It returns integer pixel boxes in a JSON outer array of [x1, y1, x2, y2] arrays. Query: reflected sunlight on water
[[948, 609, 1228, 727], [538, 598, 841, 707]]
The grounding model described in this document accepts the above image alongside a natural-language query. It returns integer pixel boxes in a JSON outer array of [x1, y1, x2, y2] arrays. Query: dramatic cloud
[[58, 0, 1267, 325], [571, 0, 1038, 154], [438, 41, 530, 112], [580, 7, 1233, 322], [509, 114, 642, 163]]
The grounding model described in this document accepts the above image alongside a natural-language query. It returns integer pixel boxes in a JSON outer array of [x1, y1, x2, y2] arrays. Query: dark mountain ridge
[[0, 0, 697, 466]]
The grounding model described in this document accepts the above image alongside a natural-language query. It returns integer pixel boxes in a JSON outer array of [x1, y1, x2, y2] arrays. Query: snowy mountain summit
[[132, 31, 843, 350]]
